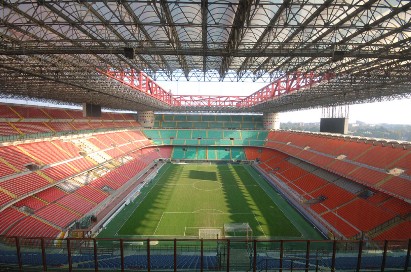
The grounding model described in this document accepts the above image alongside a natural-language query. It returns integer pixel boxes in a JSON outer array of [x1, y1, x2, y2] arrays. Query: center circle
[[193, 181, 222, 191]]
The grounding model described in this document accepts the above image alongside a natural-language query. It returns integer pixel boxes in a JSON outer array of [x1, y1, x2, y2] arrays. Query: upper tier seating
[[265, 131, 411, 202], [0, 103, 140, 139], [154, 114, 264, 129]]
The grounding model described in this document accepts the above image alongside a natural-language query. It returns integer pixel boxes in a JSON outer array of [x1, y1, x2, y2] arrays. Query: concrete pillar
[[82, 103, 101, 117], [263, 112, 280, 130], [137, 111, 155, 128]]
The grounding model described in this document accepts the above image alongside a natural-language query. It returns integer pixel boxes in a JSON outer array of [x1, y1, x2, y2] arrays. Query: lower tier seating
[[264, 131, 411, 203], [244, 147, 410, 240], [1, 146, 172, 237], [171, 146, 246, 161]]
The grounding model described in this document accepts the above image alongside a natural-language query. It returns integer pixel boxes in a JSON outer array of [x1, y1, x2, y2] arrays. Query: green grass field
[[98, 163, 323, 240]]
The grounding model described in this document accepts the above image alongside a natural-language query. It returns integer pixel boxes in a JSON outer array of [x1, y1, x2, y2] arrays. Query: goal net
[[198, 228, 222, 239], [223, 223, 253, 241]]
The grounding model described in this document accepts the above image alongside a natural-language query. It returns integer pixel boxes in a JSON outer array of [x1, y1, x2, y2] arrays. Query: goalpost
[[223, 223, 253, 241], [198, 228, 222, 239], [198, 223, 253, 240]]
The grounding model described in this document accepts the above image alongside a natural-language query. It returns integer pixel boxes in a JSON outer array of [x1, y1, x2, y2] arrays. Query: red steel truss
[[237, 72, 335, 108], [100, 69, 334, 109], [172, 95, 246, 108], [98, 68, 176, 106]]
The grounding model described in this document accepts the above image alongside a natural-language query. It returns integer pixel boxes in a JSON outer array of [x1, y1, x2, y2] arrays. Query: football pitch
[[98, 163, 323, 239]]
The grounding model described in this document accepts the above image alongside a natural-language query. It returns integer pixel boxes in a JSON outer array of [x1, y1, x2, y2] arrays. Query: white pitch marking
[[153, 212, 165, 235], [253, 212, 267, 237]]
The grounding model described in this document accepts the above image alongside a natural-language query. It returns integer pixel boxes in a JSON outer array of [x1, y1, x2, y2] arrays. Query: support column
[[137, 111, 155, 128], [263, 112, 280, 130], [82, 103, 101, 117]]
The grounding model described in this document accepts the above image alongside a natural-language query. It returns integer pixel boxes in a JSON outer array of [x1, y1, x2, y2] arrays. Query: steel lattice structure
[[0, 0, 410, 112]]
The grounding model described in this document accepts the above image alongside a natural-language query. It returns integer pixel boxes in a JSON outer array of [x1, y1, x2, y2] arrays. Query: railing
[[0, 237, 409, 271]]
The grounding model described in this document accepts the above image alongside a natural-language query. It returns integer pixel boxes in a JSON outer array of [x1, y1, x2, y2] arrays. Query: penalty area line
[[253, 212, 267, 237], [153, 212, 165, 235]]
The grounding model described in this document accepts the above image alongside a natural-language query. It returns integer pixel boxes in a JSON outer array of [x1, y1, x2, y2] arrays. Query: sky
[[162, 80, 411, 125]]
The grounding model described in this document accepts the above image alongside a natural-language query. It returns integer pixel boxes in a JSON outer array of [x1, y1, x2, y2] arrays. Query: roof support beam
[[121, 1, 173, 78], [219, 0, 254, 81], [237, 0, 291, 79], [156, 0, 190, 80], [2, 48, 409, 61], [202, 0, 208, 79], [255, 0, 380, 78]]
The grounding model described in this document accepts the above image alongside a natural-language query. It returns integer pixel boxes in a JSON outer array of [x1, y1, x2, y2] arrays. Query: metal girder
[[156, 0, 190, 80], [270, 1, 411, 77], [256, 0, 382, 77], [120, 1, 173, 77], [252, 75, 411, 113], [172, 95, 247, 108], [237, 0, 291, 79], [0, 0, 410, 113], [99, 68, 176, 105], [201, 0, 208, 77], [237, 72, 334, 108], [219, 0, 253, 81], [2, 47, 409, 60]]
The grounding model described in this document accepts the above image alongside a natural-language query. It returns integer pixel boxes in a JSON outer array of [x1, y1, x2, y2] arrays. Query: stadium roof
[[0, 0, 410, 112]]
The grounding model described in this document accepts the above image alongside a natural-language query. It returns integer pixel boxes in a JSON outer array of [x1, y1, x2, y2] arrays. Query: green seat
[[172, 147, 185, 159], [249, 139, 264, 146], [231, 147, 246, 160], [186, 115, 202, 121], [241, 122, 255, 129], [192, 130, 207, 139], [178, 122, 192, 129], [197, 147, 207, 159], [200, 139, 216, 146], [162, 139, 172, 145], [143, 130, 161, 139], [185, 147, 197, 159], [202, 115, 216, 122], [233, 140, 246, 146], [223, 130, 241, 139], [173, 139, 186, 145], [217, 147, 230, 160], [160, 130, 177, 138], [162, 121, 176, 128], [173, 115, 187, 121], [177, 130, 192, 138], [193, 122, 208, 129], [218, 139, 232, 145], [163, 115, 174, 121], [185, 139, 198, 145], [208, 130, 223, 139], [207, 147, 217, 160], [257, 131, 269, 140]]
